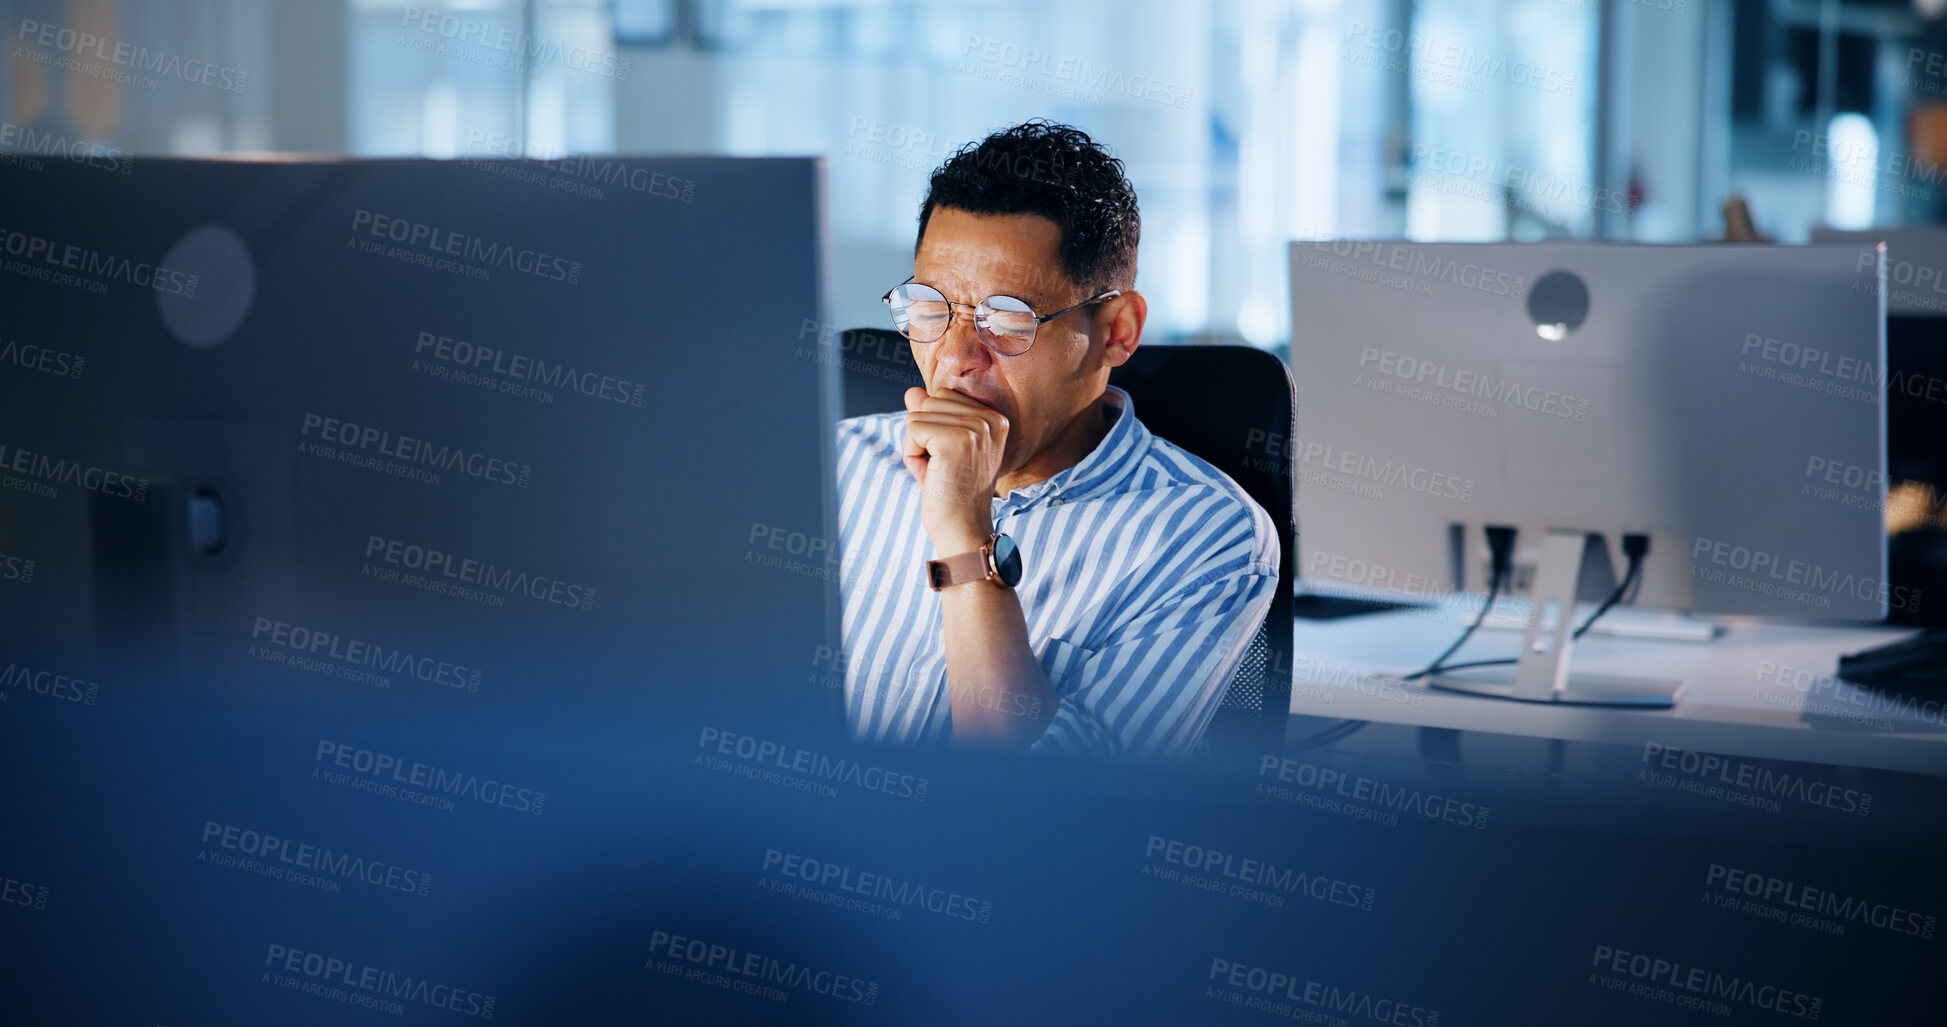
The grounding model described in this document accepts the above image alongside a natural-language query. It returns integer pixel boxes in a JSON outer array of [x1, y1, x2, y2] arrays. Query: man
[[834, 120, 1278, 760]]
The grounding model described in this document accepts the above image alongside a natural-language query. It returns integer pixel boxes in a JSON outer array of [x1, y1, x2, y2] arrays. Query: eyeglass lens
[[887, 283, 1040, 353]]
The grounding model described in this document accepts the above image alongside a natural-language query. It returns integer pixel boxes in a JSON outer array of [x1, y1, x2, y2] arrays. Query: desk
[[1287, 607, 1947, 776]]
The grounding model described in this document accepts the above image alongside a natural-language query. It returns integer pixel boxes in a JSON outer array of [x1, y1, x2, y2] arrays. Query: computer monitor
[[1809, 227, 1947, 317], [0, 155, 842, 751], [1810, 227, 1947, 630], [0, 152, 1028, 1027], [1288, 241, 1889, 703]]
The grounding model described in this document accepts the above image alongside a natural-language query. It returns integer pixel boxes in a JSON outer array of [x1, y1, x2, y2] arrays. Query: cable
[[1421, 657, 1514, 675], [1285, 539, 1540, 750], [1402, 575, 1500, 681], [1573, 534, 1650, 641], [1571, 558, 1640, 640], [1415, 536, 1652, 681], [1284, 717, 1369, 752], [1404, 526, 1516, 682]]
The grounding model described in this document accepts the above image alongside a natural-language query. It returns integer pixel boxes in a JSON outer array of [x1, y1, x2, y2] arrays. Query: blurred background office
[[7, 0, 1945, 348]]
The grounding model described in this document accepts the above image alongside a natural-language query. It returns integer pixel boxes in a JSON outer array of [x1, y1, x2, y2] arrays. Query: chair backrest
[[836, 329, 1296, 756], [837, 328, 926, 419]]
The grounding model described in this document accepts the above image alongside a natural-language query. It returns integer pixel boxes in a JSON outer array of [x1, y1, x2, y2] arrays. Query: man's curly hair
[[916, 119, 1141, 295]]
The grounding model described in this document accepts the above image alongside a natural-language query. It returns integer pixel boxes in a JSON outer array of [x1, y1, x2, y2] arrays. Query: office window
[[1402, 0, 1599, 241], [1, 0, 1570, 345], [348, 0, 613, 158], [0, 0, 271, 154], [615, 0, 679, 45], [611, 0, 1595, 346], [1719, 0, 1947, 241]]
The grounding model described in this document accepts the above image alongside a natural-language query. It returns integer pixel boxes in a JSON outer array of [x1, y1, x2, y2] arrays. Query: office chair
[[837, 329, 1296, 759], [1109, 345, 1297, 760], [836, 327, 928, 418]]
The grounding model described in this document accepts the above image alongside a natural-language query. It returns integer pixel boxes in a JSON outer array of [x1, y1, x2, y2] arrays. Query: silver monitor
[[1810, 227, 1947, 316], [1808, 227, 1947, 632], [1288, 241, 1891, 702]]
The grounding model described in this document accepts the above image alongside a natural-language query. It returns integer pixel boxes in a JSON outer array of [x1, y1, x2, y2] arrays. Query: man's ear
[[1098, 290, 1146, 369]]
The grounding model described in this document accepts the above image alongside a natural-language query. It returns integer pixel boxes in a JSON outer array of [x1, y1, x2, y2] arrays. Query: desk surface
[[1288, 607, 1947, 776]]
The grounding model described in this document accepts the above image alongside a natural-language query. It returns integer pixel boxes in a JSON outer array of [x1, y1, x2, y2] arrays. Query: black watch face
[[991, 534, 1022, 587]]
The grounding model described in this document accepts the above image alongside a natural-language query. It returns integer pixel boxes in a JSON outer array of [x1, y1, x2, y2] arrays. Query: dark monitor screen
[[0, 155, 842, 746], [0, 156, 859, 1022]]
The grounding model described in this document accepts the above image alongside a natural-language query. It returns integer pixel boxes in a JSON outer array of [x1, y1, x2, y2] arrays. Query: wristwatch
[[925, 533, 1023, 591]]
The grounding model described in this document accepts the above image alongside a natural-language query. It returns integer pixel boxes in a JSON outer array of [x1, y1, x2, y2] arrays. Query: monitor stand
[[1429, 530, 1685, 707]]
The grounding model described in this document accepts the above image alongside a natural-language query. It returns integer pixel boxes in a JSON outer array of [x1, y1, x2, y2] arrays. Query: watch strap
[[926, 544, 995, 590]]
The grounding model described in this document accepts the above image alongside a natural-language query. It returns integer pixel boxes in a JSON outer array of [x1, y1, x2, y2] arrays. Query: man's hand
[[903, 385, 1055, 748], [903, 387, 1007, 553]]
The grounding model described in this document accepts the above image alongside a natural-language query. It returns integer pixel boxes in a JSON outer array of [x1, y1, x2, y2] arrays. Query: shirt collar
[[994, 385, 1150, 512]]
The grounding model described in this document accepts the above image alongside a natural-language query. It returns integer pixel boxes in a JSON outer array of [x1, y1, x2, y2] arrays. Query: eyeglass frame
[[879, 275, 1123, 355]]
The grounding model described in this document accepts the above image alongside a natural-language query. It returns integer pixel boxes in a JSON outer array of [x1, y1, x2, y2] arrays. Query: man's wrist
[[931, 523, 993, 557]]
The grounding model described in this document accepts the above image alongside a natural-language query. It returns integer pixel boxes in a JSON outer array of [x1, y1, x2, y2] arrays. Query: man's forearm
[[937, 580, 1058, 747]]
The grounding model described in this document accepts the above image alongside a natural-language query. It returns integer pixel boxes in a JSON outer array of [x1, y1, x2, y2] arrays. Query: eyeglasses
[[880, 277, 1122, 356]]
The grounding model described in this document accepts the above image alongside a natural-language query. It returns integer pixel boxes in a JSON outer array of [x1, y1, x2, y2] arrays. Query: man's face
[[909, 206, 1117, 475]]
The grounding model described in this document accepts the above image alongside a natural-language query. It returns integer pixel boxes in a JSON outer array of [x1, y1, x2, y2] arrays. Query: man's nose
[[928, 309, 994, 381]]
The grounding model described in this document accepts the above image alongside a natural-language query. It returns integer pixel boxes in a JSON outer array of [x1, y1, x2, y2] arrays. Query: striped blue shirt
[[834, 384, 1279, 760]]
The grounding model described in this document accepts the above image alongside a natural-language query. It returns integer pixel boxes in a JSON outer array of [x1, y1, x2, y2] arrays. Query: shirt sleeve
[[1027, 507, 1279, 762]]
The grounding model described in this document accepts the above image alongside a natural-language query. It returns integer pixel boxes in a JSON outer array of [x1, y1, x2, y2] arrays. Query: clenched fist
[[903, 386, 1008, 554]]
